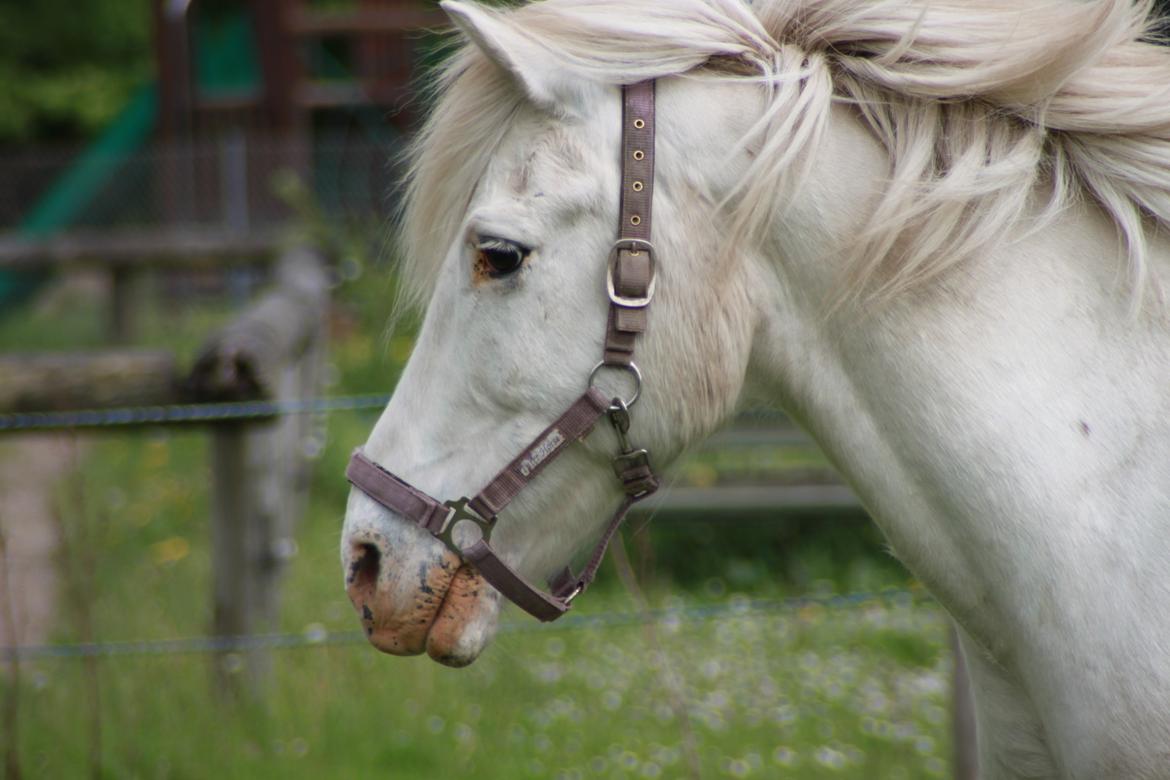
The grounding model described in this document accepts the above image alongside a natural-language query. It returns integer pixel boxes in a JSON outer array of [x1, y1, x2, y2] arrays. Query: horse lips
[[425, 563, 497, 667]]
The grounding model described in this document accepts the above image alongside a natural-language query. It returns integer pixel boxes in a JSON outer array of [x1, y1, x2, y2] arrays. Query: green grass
[[17, 586, 952, 778], [2, 258, 953, 779]]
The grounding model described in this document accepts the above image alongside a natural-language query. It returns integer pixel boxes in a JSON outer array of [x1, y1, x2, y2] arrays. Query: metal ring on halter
[[606, 239, 656, 308], [588, 361, 642, 408]]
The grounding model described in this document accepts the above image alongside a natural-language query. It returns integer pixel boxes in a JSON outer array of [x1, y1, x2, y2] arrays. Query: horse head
[[341, 1, 762, 666]]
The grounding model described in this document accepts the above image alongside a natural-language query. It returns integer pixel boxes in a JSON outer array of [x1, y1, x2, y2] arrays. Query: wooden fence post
[[952, 625, 979, 779], [210, 408, 304, 693], [109, 265, 136, 344], [210, 424, 274, 690], [195, 247, 328, 695]]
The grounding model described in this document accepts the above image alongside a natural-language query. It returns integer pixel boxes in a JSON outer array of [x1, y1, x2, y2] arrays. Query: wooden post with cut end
[[952, 625, 979, 779], [109, 265, 136, 344], [209, 421, 282, 692], [0, 351, 178, 414], [200, 247, 328, 695]]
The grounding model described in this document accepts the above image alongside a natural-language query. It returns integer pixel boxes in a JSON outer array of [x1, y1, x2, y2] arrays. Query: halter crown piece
[[346, 82, 660, 621]]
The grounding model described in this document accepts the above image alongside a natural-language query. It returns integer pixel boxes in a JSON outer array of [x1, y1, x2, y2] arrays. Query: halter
[[346, 81, 660, 622]]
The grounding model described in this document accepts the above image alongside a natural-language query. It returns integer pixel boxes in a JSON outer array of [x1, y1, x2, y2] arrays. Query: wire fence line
[[0, 393, 393, 433], [0, 389, 860, 661], [6, 589, 930, 662], [0, 395, 797, 435]]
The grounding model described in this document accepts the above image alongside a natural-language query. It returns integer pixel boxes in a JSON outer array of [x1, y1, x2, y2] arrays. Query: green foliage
[[646, 512, 909, 595], [0, 0, 151, 143]]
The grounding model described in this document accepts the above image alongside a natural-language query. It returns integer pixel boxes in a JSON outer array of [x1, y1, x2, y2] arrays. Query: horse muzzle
[[342, 492, 499, 666]]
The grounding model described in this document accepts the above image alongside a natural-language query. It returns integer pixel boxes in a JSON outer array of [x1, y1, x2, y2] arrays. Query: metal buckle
[[612, 449, 657, 499], [589, 361, 642, 408], [606, 238, 656, 308], [438, 497, 495, 556], [612, 448, 650, 476]]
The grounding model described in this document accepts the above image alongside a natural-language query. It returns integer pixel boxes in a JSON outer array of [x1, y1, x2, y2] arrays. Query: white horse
[[342, 0, 1170, 776]]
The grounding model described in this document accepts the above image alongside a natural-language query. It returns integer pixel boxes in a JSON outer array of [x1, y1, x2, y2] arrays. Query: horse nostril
[[346, 543, 383, 638], [348, 543, 380, 594]]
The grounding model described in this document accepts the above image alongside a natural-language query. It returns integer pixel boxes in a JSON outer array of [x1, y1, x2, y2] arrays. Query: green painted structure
[[0, 1, 437, 313]]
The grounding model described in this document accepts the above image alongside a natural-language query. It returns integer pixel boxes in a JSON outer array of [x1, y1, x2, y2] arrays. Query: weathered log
[[202, 246, 329, 695], [186, 246, 329, 402], [0, 351, 179, 413], [952, 628, 979, 780], [109, 265, 137, 344]]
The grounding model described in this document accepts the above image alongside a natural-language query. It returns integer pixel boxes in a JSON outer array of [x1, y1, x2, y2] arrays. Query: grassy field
[[2, 262, 954, 778]]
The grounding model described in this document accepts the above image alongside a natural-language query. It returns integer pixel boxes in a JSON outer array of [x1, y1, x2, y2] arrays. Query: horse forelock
[[399, 0, 1170, 313]]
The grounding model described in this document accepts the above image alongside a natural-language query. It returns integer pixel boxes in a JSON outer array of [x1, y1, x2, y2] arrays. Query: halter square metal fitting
[[606, 238, 657, 308], [437, 497, 495, 556]]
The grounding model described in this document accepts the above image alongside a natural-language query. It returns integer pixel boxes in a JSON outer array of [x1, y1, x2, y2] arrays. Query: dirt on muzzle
[[344, 539, 494, 665], [425, 564, 493, 667], [345, 543, 462, 656]]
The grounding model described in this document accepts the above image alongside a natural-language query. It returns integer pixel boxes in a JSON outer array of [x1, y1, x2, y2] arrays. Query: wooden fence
[[0, 228, 284, 343], [0, 237, 978, 775], [0, 242, 328, 694]]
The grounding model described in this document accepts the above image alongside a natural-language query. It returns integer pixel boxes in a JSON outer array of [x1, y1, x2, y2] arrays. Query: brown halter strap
[[345, 81, 659, 622]]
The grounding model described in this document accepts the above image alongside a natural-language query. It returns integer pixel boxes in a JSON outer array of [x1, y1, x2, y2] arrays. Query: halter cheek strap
[[345, 81, 660, 622]]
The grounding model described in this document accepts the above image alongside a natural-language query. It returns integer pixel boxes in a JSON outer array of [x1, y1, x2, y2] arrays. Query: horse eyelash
[[476, 237, 527, 254]]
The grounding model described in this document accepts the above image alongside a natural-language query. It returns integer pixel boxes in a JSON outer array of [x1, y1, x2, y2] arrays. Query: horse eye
[[476, 238, 529, 278]]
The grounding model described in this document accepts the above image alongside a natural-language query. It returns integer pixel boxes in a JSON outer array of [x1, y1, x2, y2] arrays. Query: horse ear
[[440, 0, 603, 118]]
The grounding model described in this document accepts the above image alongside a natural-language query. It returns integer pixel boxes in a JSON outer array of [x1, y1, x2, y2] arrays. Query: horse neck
[[742, 101, 1170, 638]]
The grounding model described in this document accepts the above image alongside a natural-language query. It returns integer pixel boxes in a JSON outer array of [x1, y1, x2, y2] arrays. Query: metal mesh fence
[[0, 132, 402, 235]]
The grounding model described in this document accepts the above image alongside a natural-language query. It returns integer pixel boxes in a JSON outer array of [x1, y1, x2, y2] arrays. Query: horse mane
[[400, 0, 1170, 309]]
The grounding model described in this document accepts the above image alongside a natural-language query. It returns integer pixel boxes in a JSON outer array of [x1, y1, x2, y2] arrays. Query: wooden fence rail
[[0, 351, 178, 413], [0, 227, 289, 343], [0, 228, 283, 270]]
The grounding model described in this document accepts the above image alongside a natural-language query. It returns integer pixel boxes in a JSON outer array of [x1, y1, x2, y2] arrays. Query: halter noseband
[[346, 81, 660, 622]]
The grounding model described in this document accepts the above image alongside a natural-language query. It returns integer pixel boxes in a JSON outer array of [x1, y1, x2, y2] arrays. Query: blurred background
[[6, 1, 1164, 778]]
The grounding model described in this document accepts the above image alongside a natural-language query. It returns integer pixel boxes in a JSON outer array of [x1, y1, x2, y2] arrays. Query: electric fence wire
[[0, 393, 393, 433], [0, 396, 794, 434], [0, 391, 864, 662], [6, 588, 932, 661]]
